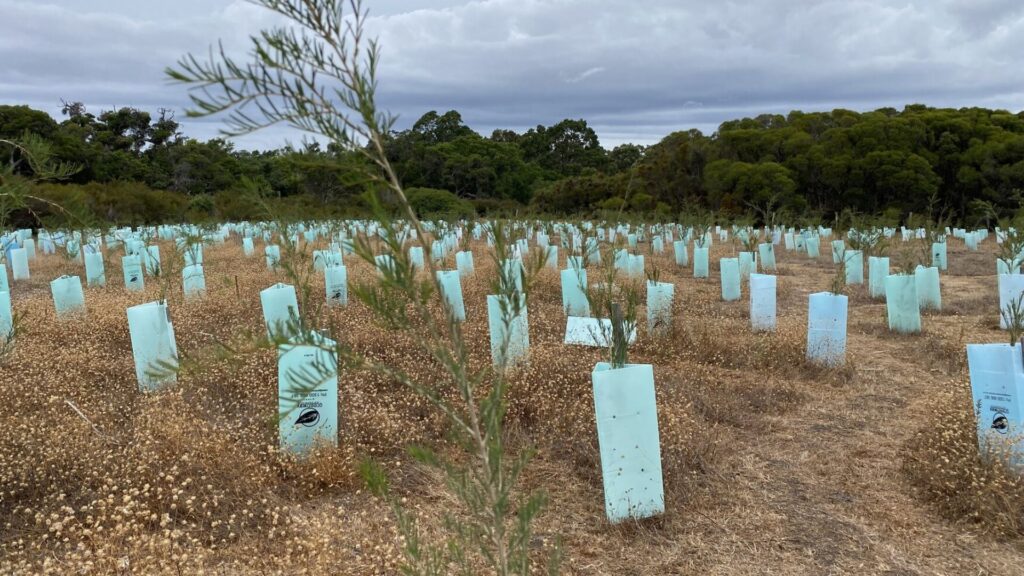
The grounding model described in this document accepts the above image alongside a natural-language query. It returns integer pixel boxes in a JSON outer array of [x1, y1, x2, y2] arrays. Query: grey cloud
[[1, 0, 1022, 149]]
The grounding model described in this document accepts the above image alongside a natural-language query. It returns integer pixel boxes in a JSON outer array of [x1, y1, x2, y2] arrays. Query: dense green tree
[[705, 160, 800, 215], [410, 110, 476, 145], [518, 118, 608, 176], [608, 144, 646, 173], [6, 102, 1024, 223], [0, 105, 58, 140], [95, 107, 153, 152]]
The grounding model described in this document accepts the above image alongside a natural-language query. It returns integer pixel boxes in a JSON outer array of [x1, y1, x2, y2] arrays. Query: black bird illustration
[[992, 415, 1009, 433], [295, 408, 320, 427]]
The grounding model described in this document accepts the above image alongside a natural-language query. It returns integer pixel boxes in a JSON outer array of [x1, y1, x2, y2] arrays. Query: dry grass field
[[1, 234, 1022, 574]]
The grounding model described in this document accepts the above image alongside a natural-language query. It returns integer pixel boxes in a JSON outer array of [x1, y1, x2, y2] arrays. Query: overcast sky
[[2, 0, 1023, 150]]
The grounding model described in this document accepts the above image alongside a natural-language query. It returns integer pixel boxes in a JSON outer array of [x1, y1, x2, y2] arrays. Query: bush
[[187, 193, 215, 222], [599, 197, 626, 211], [26, 181, 189, 226], [18, 180, 378, 227], [629, 192, 655, 211], [405, 187, 475, 219], [213, 190, 268, 221], [471, 197, 526, 217]]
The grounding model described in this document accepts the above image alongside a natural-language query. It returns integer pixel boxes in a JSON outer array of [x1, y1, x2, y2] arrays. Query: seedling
[[830, 256, 846, 295], [583, 239, 640, 368], [645, 262, 662, 285], [1003, 293, 1024, 348], [170, 3, 563, 571], [0, 308, 24, 365], [740, 226, 759, 254]]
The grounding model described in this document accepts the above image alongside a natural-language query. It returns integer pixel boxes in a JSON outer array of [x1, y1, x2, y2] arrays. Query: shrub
[[26, 180, 189, 226], [599, 197, 626, 211], [187, 193, 215, 221], [471, 197, 525, 217], [629, 192, 655, 211], [405, 187, 475, 219]]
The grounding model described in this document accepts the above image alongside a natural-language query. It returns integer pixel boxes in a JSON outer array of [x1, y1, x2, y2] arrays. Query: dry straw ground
[[0, 234, 1022, 574]]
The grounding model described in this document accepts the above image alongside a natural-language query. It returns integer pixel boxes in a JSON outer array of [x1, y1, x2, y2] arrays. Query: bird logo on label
[[295, 408, 320, 427], [992, 414, 1009, 434]]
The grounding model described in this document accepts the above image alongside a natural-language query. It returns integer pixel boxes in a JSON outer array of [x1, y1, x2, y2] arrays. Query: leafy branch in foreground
[[0, 132, 83, 229], [168, 1, 558, 574]]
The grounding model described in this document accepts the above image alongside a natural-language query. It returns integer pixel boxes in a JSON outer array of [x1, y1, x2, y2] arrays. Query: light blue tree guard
[[844, 250, 864, 285], [806, 292, 848, 366], [693, 246, 709, 278], [915, 265, 941, 311], [279, 335, 338, 455], [265, 245, 281, 269], [185, 243, 204, 267], [967, 343, 1024, 463], [999, 274, 1024, 330], [758, 242, 776, 272], [628, 254, 645, 279], [868, 256, 889, 299], [646, 281, 674, 335], [50, 275, 85, 317], [312, 250, 331, 272], [144, 245, 161, 276], [437, 270, 466, 322], [720, 258, 741, 301], [456, 250, 474, 277], [374, 253, 397, 277], [85, 252, 106, 287], [750, 273, 777, 331], [325, 265, 348, 307], [182, 264, 206, 298], [614, 249, 628, 273], [487, 294, 529, 367], [0, 290, 12, 337], [673, 240, 688, 267], [10, 248, 28, 281], [545, 246, 558, 270], [998, 259, 1020, 276], [831, 240, 845, 264], [738, 251, 756, 281], [587, 237, 602, 266], [932, 242, 948, 271], [561, 268, 590, 317], [261, 283, 299, 340], [501, 258, 524, 293], [242, 237, 255, 257], [122, 255, 144, 292], [885, 274, 921, 334], [805, 236, 819, 258], [127, 300, 178, 391], [592, 362, 664, 523], [408, 246, 425, 273]]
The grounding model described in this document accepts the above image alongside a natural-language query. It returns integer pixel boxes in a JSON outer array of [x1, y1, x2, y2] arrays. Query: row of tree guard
[[0, 220, 1021, 521]]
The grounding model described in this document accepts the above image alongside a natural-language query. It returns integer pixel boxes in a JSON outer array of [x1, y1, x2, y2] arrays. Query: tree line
[[2, 102, 1023, 226]]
